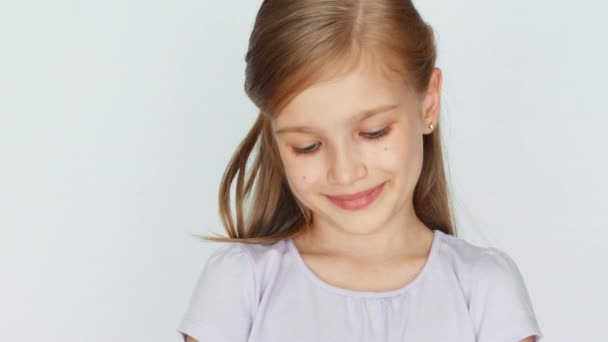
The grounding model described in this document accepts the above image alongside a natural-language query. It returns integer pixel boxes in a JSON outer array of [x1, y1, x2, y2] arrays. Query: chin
[[313, 190, 397, 232]]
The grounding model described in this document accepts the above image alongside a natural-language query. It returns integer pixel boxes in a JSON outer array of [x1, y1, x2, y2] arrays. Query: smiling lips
[[325, 182, 385, 210]]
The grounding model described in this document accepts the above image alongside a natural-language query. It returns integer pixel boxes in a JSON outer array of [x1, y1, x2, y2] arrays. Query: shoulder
[[434, 231, 531, 300], [203, 238, 289, 290], [190, 239, 287, 301], [471, 247, 525, 284], [206, 238, 288, 268], [467, 246, 536, 312], [441, 232, 526, 291], [435, 231, 499, 273], [435, 230, 520, 274], [434, 232, 542, 341], [195, 242, 257, 289], [178, 239, 290, 341]]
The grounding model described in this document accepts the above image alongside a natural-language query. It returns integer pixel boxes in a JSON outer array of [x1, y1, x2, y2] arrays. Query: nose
[[327, 143, 367, 185]]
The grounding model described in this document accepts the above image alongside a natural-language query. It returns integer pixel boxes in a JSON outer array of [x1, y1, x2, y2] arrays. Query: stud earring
[[428, 122, 434, 130]]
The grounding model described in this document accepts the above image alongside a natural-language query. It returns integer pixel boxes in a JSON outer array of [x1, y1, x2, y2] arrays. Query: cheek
[[381, 130, 423, 177], [282, 157, 323, 197]]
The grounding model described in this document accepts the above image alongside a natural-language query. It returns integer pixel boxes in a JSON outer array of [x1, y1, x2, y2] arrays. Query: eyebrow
[[274, 104, 399, 135]]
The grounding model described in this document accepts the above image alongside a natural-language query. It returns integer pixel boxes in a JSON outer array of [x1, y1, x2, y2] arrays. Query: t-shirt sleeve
[[177, 243, 257, 342], [469, 247, 543, 342]]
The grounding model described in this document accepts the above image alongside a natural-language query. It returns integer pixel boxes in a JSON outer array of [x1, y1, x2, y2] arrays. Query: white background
[[1, 0, 606, 340]]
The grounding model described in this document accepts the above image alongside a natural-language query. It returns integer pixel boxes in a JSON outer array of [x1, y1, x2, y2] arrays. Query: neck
[[295, 214, 432, 261]]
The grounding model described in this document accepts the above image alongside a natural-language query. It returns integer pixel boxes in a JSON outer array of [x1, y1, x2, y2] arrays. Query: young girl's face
[[271, 60, 440, 236]]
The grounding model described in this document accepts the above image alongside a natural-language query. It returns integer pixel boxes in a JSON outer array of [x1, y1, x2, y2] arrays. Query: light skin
[[272, 57, 440, 270], [183, 60, 537, 342]]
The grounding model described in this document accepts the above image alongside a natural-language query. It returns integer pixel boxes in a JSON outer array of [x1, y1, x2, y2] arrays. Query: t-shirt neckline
[[286, 229, 444, 298]]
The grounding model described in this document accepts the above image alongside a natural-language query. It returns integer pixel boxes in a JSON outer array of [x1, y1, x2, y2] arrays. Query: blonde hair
[[196, 0, 457, 244]]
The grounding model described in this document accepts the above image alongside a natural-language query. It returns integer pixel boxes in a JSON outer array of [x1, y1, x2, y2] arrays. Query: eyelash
[[292, 126, 392, 157]]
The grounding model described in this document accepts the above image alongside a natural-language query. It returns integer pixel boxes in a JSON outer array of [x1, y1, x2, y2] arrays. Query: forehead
[[272, 61, 415, 132]]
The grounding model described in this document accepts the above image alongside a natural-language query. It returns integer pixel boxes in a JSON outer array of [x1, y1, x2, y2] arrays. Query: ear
[[420, 67, 442, 134]]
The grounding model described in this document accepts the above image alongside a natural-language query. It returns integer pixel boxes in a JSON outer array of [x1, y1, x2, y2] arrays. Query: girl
[[178, 0, 543, 341]]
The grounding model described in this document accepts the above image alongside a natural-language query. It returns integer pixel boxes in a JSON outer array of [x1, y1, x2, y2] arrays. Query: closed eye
[[363, 126, 391, 139], [292, 126, 392, 157]]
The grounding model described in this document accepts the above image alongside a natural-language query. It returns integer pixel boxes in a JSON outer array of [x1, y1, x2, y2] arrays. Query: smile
[[325, 182, 386, 211]]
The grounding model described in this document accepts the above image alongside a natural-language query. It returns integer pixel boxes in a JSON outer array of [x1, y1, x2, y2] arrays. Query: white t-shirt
[[178, 229, 543, 341]]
